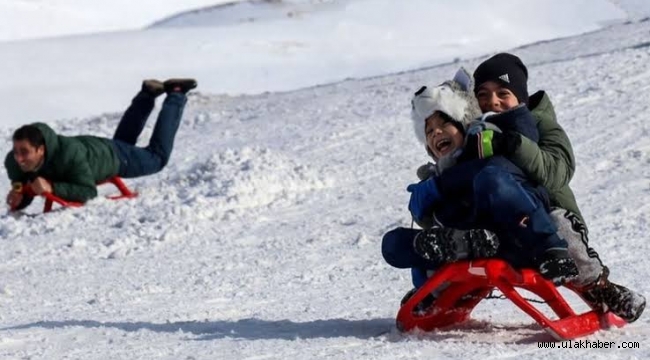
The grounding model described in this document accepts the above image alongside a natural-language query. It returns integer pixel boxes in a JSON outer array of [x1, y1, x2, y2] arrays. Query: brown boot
[[141, 79, 165, 97], [163, 78, 197, 94]]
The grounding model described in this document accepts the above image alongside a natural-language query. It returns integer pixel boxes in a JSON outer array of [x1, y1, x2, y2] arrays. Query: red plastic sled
[[14, 176, 137, 213], [396, 259, 627, 340]]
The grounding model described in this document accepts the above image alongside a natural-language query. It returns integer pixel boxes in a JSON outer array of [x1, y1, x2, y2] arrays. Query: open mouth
[[435, 138, 453, 154]]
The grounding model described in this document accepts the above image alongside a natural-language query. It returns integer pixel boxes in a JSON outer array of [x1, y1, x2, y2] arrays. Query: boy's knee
[[382, 227, 414, 268], [158, 156, 170, 170], [381, 229, 400, 266], [474, 166, 510, 196]]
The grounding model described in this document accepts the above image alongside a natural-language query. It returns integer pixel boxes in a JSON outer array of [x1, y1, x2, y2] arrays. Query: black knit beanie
[[473, 53, 529, 105]]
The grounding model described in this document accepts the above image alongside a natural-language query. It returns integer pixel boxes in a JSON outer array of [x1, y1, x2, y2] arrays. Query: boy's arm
[[4, 151, 34, 210], [413, 163, 442, 229], [508, 115, 575, 191]]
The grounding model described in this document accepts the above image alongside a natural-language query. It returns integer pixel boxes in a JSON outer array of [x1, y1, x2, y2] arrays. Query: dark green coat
[[510, 91, 584, 225], [5, 122, 121, 205]]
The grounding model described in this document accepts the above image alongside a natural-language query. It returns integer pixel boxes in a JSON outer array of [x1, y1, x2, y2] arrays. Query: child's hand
[[458, 130, 521, 162], [406, 177, 441, 222], [6, 190, 22, 209]]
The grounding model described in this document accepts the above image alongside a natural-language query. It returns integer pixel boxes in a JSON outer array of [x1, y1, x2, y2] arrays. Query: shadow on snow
[[1, 317, 554, 343]]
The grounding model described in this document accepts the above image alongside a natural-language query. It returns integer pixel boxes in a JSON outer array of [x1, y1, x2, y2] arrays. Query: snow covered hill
[[0, 16, 649, 359], [0, 0, 235, 42], [0, 0, 633, 127]]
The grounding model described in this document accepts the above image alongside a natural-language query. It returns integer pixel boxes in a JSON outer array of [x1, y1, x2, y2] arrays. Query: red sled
[[396, 259, 627, 340], [14, 176, 137, 213]]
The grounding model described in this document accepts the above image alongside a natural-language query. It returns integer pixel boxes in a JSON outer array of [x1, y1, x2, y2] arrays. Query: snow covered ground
[[0, 1, 650, 359]]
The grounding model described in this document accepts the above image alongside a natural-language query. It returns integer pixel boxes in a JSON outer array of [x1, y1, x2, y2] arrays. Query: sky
[[0, 1, 650, 359]]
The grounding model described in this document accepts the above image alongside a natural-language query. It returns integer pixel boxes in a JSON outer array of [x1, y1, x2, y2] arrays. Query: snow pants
[[382, 162, 569, 287]]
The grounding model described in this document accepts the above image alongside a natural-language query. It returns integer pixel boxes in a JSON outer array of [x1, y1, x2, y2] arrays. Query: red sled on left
[[10, 176, 137, 213]]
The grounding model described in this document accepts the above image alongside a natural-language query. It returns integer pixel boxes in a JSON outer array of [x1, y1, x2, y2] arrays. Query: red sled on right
[[396, 259, 642, 340]]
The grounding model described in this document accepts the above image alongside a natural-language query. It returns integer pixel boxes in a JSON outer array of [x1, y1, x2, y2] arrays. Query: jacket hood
[[32, 122, 59, 167]]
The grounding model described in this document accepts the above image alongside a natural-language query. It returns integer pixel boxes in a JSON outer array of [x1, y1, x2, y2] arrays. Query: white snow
[[0, 0, 632, 128], [0, 0, 236, 42], [0, 1, 649, 359]]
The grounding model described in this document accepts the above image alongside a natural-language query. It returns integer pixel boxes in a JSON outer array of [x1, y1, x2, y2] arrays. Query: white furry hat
[[410, 67, 482, 152]]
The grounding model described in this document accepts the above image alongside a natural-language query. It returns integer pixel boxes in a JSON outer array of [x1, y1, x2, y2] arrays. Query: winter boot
[[142, 79, 165, 97], [413, 227, 499, 265], [164, 78, 198, 94], [400, 288, 437, 315], [537, 248, 579, 285], [579, 267, 646, 323]]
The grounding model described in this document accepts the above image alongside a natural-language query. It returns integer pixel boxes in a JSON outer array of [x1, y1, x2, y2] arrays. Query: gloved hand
[[407, 177, 441, 222], [458, 129, 521, 162]]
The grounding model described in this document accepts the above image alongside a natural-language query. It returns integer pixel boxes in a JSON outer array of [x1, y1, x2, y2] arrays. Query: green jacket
[[5, 122, 121, 205], [510, 91, 584, 225]]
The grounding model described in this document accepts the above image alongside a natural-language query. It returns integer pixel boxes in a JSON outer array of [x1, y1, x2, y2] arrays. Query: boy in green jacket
[[419, 53, 645, 322], [5, 78, 197, 211]]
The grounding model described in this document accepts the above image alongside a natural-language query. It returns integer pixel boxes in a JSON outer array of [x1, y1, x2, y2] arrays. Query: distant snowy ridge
[[149, 0, 342, 29], [0, 0, 234, 42], [609, 0, 650, 20], [149, 0, 649, 31]]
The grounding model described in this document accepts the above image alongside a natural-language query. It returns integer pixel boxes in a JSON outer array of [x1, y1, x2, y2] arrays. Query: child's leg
[[550, 208, 604, 286], [411, 268, 429, 288], [113, 91, 156, 145], [472, 166, 566, 259], [145, 92, 187, 169], [382, 227, 434, 270], [112, 93, 187, 178], [470, 166, 578, 282]]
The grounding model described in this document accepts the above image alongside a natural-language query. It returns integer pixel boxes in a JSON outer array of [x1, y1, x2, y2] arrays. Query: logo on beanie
[[498, 74, 510, 83]]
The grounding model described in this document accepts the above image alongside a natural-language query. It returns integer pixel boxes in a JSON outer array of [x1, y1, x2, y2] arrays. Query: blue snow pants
[[382, 161, 567, 288]]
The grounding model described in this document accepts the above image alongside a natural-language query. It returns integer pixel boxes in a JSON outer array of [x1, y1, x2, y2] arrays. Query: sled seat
[[396, 259, 627, 340], [15, 176, 137, 213]]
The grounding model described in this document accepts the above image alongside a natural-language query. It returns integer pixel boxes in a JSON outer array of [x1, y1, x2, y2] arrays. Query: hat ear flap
[[452, 67, 473, 92]]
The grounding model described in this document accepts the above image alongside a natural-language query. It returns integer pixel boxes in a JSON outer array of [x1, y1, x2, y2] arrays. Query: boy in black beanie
[[462, 52, 645, 323], [473, 52, 529, 107]]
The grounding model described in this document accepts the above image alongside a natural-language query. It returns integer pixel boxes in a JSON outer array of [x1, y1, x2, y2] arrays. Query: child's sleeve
[[509, 114, 575, 191]]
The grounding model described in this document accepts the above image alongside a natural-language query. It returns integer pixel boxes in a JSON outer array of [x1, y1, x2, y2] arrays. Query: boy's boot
[[142, 79, 165, 97], [413, 227, 499, 265], [400, 287, 437, 315], [579, 267, 646, 323], [164, 78, 198, 94], [537, 248, 579, 284]]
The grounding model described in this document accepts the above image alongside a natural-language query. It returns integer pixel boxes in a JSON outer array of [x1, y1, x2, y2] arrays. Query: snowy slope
[[0, 0, 236, 42], [0, 17, 649, 360], [0, 0, 629, 127]]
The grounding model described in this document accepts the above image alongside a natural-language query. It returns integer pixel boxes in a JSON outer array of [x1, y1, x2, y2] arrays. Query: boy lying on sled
[[5, 78, 196, 211]]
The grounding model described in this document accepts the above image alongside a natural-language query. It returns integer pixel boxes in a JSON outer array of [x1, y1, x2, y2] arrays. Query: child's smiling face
[[476, 81, 520, 113], [425, 112, 464, 160]]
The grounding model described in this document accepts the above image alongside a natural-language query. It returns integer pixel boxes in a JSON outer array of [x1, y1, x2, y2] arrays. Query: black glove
[[458, 129, 521, 162]]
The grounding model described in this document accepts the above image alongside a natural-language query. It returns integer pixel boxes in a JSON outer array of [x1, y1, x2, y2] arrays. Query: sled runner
[[396, 259, 627, 340], [12, 176, 137, 213]]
